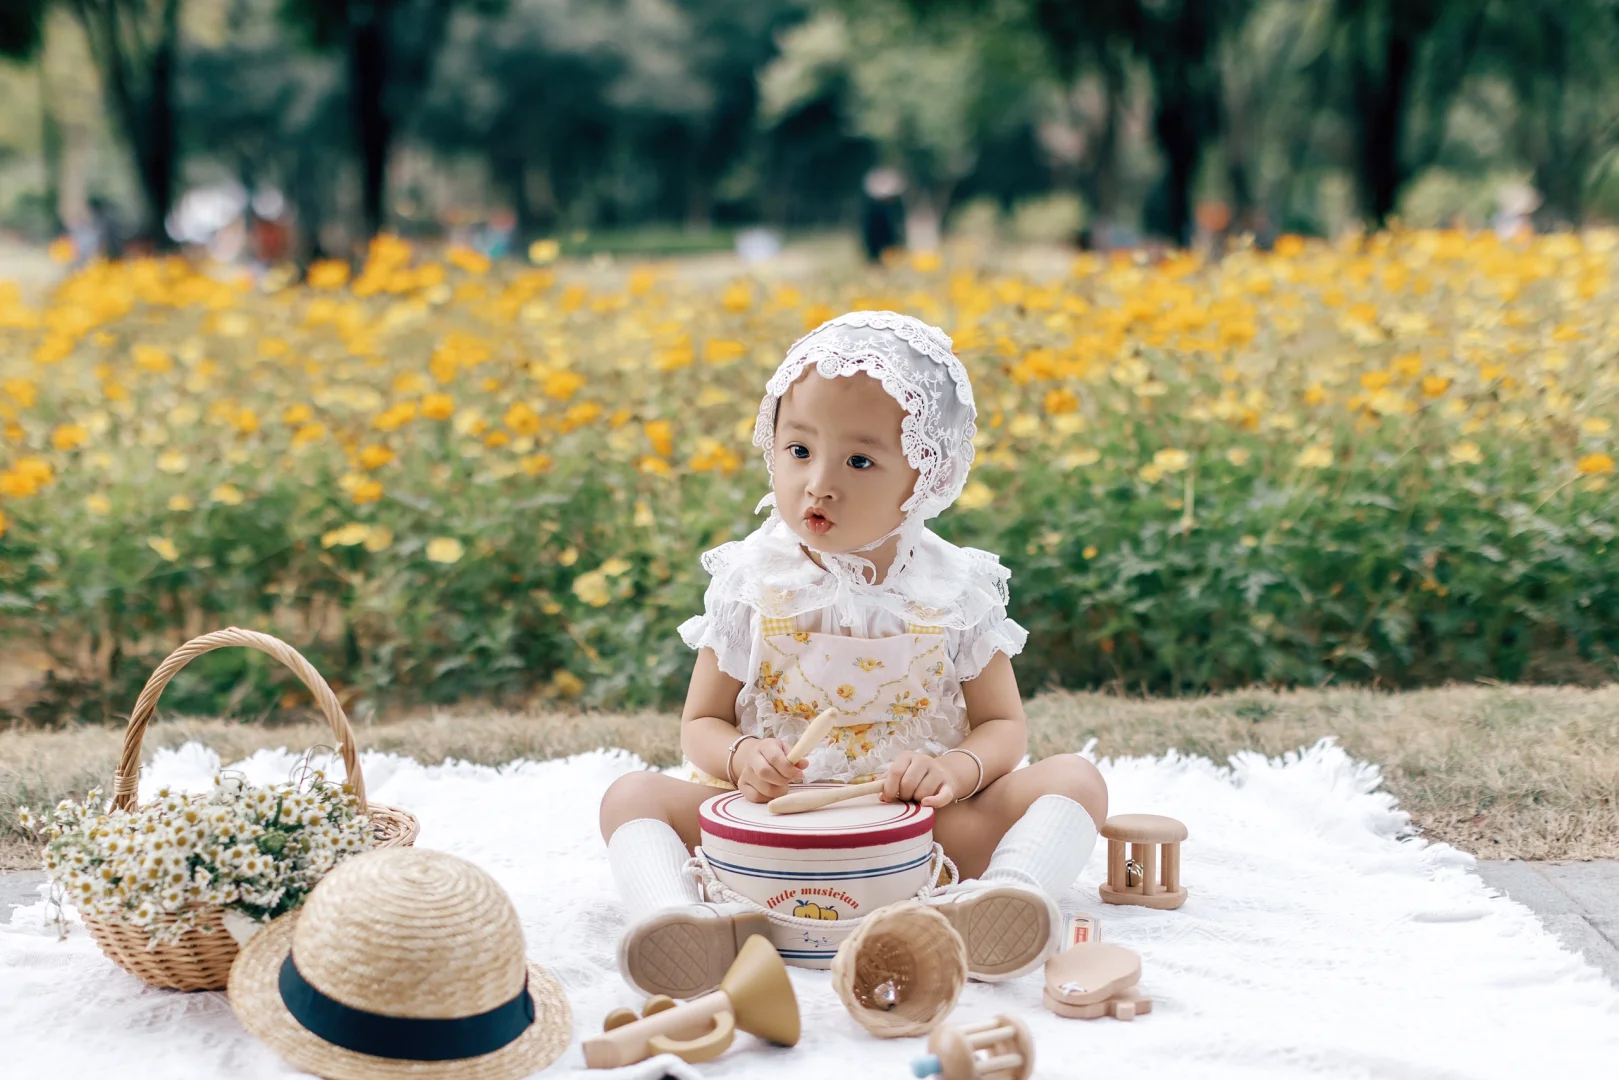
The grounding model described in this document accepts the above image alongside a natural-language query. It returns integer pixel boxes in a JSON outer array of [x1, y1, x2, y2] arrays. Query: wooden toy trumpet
[[583, 935, 800, 1068]]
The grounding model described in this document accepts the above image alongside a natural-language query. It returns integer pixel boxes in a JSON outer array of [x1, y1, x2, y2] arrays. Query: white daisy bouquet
[[19, 769, 373, 945]]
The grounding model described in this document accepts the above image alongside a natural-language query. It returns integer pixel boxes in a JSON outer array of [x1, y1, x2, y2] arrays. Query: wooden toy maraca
[[582, 936, 800, 1068], [911, 1015, 1035, 1080]]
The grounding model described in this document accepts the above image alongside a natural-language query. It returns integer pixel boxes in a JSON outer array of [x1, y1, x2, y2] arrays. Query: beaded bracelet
[[941, 747, 985, 802], [725, 734, 760, 786]]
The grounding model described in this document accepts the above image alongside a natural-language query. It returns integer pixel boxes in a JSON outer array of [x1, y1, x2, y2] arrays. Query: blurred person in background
[[861, 167, 905, 264]]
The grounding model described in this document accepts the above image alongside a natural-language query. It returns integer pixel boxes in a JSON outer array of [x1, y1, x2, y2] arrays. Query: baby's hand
[[735, 738, 804, 802], [882, 751, 956, 808]]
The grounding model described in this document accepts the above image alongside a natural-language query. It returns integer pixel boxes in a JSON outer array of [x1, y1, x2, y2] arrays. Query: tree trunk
[[1351, 16, 1416, 227], [347, 3, 391, 240], [1150, 79, 1202, 247], [139, 0, 180, 248], [38, 60, 63, 235]]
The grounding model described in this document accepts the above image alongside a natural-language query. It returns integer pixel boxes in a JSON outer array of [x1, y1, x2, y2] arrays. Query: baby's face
[[772, 371, 920, 554]]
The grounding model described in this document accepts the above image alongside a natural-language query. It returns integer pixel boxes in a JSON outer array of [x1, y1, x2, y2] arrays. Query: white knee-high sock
[[608, 818, 702, 919], [979, 793, 1099, 899]]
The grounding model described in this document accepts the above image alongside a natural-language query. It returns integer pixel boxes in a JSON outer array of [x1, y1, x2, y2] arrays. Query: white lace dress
[[678, 515, 1027, 786]]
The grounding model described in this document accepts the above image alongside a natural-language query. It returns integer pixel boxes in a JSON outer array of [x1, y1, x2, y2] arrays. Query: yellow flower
[[1241, 535, 1259, 547], [600, 557, 632, 577], [1448, 441, 1483, 465], [426, 537, 465, 564], [837, 684, 856, 700], [1297, 444, 1334, 469], [47, 236, 75, 263], [704, 339, 747, 364], [1580, 418, 1611, 436], [421, 393, 455, 420], [1576, 452, 1615, 475], [306, 260, 351, 289], [558, 546, 579, 566], [168, 495, 194, 512], [562, 401, 603, 431], [957, 481, 994, 509], [147, 536, 179, 561], [638, 455, 673, 477], [446, 246, 491, 275], [85, 494, 112, 515], [211, 483, 245, 505], [1421, 376, 1451, 398], [1008, 414, 1042, 438], [1153, 448, 1191, 473], [233, 407, 260, 434], [363, 526, 393, 552], [520, 454, 553, 475], [1043, 388, 1080, 414], [322, 523, 371, 548], [634, 500, 655, 527], [1138, 462, 1164, 483], [358, 444, 395, 470], [1226, 448, 1251, 466], [504, 402, 542, 436], [132, 345, 172, 373], [282, 404, 313, 425], [1057, 448, 1102, 471], [528, 239, 561, 265], [156, 449, 189, 474], [721, 280, 754, 312], [572, 569, 611, 607], [550, 668, 584, 697], [351, 479, 384, 504], [1082, 545, 1098, 559], [52, 423, 89, 451], [543, 370, 585, 401]]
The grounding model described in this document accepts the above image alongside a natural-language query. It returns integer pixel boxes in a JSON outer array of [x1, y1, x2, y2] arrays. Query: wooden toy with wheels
[[582, 936, 800, 1068], [1099, 814, 1188, 910], [910, 1014, 1034, 1080], [1043, 941, 1153, 1020]]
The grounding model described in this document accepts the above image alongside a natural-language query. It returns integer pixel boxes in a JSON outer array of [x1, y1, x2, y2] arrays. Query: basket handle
[[112, 627, 368, 813]]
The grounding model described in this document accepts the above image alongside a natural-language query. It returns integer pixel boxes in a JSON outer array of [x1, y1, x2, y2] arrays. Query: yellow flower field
[[1, 230, 1617, 720]]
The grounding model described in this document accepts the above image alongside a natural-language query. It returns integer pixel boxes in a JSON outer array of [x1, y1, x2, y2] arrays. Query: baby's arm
[[952, 651, 1030, 788], [881, 651, 1028, 806], [680, 648, 803, 800]]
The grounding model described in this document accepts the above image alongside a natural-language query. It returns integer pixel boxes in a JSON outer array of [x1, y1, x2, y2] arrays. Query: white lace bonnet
[[753, 309, 979, 524]]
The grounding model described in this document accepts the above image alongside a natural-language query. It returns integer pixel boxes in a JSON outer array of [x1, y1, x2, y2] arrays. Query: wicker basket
[[830, 901, 967, 1038], [82, 627, 420, 992]]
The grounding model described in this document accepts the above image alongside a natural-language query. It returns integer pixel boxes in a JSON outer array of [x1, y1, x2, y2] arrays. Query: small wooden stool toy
[[1098, 813, 1188, 910], [582, 936, 800, 1068], [911, 1015, 1034, 1080], [832, 901, 968, 1038], [1043, 941, 1152, 1020]]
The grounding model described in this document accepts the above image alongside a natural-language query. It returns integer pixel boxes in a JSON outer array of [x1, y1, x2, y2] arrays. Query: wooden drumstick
[[768, 779, 886, 815], [785, 708, 839, 765]]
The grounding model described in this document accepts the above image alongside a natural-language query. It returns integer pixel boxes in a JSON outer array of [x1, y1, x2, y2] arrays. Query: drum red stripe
[[699, 793, 934, 849]]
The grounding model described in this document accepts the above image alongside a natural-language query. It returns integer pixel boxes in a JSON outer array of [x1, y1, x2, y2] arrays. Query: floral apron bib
[[689, 625, 966, 788]]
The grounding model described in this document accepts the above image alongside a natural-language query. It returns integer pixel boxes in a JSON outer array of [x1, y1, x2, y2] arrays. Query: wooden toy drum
[[698, 787, 936, 968]]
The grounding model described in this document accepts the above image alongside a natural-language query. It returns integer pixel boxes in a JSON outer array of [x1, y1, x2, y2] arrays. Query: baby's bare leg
[[599, 771, 719, 848], [933, 753, 1107, 880]]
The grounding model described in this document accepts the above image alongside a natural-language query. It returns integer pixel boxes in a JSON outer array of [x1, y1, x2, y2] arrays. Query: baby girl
[[599, 311, 1107, 998]]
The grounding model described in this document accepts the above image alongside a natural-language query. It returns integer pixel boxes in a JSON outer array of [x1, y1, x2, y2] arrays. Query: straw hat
[[229, 848, 572, 1080]]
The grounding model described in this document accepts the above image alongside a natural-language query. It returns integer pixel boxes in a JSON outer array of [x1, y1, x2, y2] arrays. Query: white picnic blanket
[[2, 739, 1616, 1079]]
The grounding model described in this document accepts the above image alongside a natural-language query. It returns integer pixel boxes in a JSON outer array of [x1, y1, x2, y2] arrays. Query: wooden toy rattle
[[911, 1015, 1035, 1080], [1043, 941, 1152, 1020], [582, 935, 800, 1068], [831, 901, 967, 1037], [1098, 813, 1187, 910]]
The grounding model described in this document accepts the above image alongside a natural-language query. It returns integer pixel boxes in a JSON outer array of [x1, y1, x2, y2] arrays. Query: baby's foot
[[618, 902, 771, 998], [925, 881, 1061, 981]]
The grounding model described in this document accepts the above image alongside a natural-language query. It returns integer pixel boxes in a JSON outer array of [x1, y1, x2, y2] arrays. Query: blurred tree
[[3, 0, 184, 246], [1324, 0, 1486, 227], [281, 0, 496, 240], [183, 0, 345, 262], [0, 1, 60, 234], [762, 3, 1046, 246], [1482, 0, 1619, 226], [419, 0, 714, 236]]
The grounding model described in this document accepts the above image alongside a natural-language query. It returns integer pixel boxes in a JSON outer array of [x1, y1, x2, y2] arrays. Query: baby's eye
[[787, 444, 810, 459], [847, 454, 874, 470]]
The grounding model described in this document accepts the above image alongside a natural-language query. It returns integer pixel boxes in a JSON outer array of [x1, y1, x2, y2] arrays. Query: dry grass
[[3, 685, 1615, 870]]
